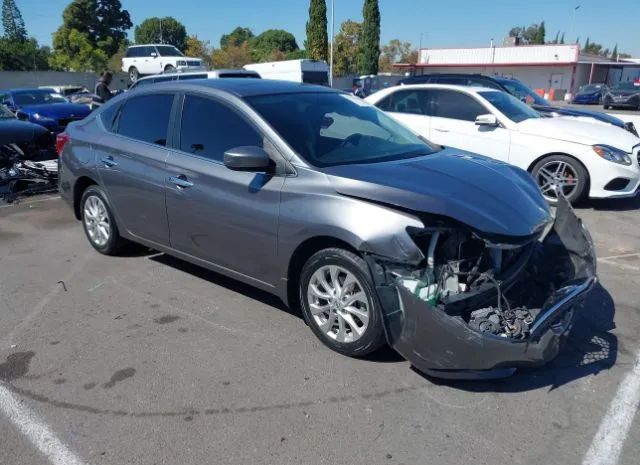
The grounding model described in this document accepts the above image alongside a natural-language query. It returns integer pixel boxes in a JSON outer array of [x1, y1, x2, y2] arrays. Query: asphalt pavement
[[1, 194, 640, 465]]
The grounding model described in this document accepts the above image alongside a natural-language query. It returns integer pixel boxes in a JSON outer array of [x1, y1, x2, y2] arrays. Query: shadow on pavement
[[421, 282, 617, 392], [579, 195, 640, 212]]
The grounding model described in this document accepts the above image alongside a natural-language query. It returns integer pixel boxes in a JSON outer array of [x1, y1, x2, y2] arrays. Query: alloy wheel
[[307, 265, 370, 343], [535, 160, 579, 201], [83, 195, 111, 247]]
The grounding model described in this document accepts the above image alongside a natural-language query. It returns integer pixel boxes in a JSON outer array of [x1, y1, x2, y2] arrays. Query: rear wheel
[[128, 67, 139, 82], [299, 248, 385, 357], [532, 155, 588, 204], [80, 186, 128, 255]]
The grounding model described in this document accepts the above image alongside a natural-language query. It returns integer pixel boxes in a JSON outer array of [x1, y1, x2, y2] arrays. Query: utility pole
[[159, 19, 163, 44], [569, 5, 580, 45], [329, 0, 334, 87]]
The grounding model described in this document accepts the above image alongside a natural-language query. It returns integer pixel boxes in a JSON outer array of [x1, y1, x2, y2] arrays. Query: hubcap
[[83, 195, 110, 247], [307, 265, 370, 343], [536, 161, 579, 200]]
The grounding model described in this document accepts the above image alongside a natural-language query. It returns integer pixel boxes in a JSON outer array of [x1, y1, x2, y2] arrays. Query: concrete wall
[[0, 71, 130, 91]]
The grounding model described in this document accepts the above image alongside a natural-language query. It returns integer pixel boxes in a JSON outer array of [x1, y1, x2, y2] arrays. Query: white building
[[396, 44, 640, 100]]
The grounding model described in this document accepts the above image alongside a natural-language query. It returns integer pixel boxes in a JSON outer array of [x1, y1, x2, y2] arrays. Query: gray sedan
[[58, 79, 596, 379]]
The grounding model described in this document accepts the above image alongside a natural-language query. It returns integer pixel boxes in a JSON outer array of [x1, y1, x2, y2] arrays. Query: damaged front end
[[367, 195, 597, 379]]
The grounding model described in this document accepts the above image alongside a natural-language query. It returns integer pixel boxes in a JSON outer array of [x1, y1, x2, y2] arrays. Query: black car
[[0, 104, 53, 157], [398, 73, 637, 136], [603, 82, 640, 110]]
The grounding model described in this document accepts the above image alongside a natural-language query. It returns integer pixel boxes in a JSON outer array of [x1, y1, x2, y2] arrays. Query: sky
[[16, 0, 640, 56]]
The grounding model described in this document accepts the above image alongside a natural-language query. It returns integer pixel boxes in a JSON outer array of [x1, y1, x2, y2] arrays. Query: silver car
[[58, 79, 596, 379]]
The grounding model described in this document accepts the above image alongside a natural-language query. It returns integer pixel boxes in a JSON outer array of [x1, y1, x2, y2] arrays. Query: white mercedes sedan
[[366, 84, 640, 203]]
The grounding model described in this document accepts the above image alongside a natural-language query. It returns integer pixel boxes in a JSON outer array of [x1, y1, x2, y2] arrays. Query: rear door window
[[115, 94, 174, 146], [377, 90, 429, 115], [430, 89, 487, 122], [179, 94, 262, 162]]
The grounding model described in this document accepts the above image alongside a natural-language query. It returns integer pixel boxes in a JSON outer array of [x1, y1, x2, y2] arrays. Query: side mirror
[[475, 114, 499, 127], [224, 146, 273, 172], [150, 52, 158, 58]]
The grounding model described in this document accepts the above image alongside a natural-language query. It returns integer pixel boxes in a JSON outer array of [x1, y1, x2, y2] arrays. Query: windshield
[[479, 91, 541, 123], [247, 92, 437, 167], [497, 79, 548, 106], [0, 105, 15, 118], [612, 82, 639, 91], [581, 84, 604, 92], [156, 46, 184, 57], [13, 90, 68, 106]]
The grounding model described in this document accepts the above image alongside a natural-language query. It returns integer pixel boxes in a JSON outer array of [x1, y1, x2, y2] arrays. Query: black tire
[[128, 67, 139, 82], [299, 248, 386, 357], [80, 185, 128, 255], [164, 64, 176, 73], [531, 155, 588, 205]]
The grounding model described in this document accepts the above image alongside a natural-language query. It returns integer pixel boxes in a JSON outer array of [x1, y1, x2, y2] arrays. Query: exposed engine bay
[[367, 194, 597, 379]]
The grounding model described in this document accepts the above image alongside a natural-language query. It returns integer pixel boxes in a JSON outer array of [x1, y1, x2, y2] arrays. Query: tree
[[305, 0, 328, 61], [508, 23, 543, 45], [210, 41, 253, 69], [2, 0, 26, 42], [379, 39, 415, 72], [583, 37, 590, 50], [0, 37, 50, 70], [560, 32, 565, 44], [185, 35, 211, 65], [251, 29, 299, 61], [552, 31, 559, 44], [220, 26, 254, 48], [358, 0, 380, 74], [611, 44, 618, 61], [333, 20, 361, 76], [532, 21, 545, 44], [135, 17, 187, 51], [50, 28, 108, 71]]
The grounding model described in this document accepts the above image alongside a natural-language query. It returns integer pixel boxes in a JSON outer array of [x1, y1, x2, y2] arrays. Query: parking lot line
[[582, 348, 640, 465], [0, 384, 87, 465], [0, 195, 61, 209]]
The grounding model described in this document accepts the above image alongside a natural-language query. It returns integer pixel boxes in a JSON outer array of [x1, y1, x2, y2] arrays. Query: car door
[[428, 89, 511, 162], [165, 93, 285, 285], [95, 92, 175, 246], [376, 89, 432, 139]]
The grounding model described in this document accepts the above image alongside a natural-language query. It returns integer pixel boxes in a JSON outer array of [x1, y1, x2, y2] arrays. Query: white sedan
[[366, 84, 640, 203]]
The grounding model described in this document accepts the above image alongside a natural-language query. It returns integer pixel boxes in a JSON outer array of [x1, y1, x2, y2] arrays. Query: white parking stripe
[[598, 252, 640, 260], [0, 384, 87, 465], [582, 350, 640, 465], [0, 195, 61, 209]]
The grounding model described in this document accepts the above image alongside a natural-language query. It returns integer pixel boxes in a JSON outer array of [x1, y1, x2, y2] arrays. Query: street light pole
[[329, 0, 334, 87], [570, 5, 580, 44]]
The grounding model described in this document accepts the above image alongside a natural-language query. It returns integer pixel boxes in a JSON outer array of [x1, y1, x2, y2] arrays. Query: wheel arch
[[286, 236, 360, 309], [73, 176, 98, 220], [527, 152, 591, 199]]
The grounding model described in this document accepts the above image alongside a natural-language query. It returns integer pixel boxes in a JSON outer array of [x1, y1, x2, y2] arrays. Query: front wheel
[[164, 65, 176, 74], [531, 155, 588, 204], [299, 248, 385, 357]]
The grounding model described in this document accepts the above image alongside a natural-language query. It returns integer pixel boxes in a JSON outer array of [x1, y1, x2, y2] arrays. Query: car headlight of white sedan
[[592, 145, 633, 166]]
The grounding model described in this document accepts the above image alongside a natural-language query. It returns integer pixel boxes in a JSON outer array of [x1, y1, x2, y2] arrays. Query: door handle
[[433, 128, 449, 133], [168, 175, 194, 189], [101, 156, 118, 167]]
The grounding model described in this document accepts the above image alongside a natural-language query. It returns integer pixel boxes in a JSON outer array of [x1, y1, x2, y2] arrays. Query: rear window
[[115, 94, 174, 146], [177, 74, 208, 81]]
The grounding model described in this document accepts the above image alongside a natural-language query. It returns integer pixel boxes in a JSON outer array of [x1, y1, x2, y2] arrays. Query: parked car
[[399, 73, 637, 136], [128, 69, 260, 91], [42, 85, 90, 98], [0, 104, 53, 157], [603, 82, 640, 110], [0, 88, 91, 134], [572, 83, 608, 104], [122, 44, 206, 82], [244, 59, 329, 85], [367, 84, 640, 203], [59, 79, 596, 379]]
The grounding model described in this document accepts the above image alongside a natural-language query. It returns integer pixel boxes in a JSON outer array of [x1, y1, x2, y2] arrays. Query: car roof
[[138, 78, 336, 98], [128, 44, 175, 48], [5, 88, 54, 93], [387, 83, 499, 94], [134, 69, 259, 84]]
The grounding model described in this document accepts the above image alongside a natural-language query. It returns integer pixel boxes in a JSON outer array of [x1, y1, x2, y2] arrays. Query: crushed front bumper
[[369, 195, 597, 380]]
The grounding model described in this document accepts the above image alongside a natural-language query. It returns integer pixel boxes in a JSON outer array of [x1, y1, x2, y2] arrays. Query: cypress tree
[[2, 0, 27, 42], [612, 44, 618, 60], [553, 30, 559, 44], [534, 21, 546, 44], [358, 0, 380, 75], [305, 0, 328, 61], [560, 32, 565, 44]]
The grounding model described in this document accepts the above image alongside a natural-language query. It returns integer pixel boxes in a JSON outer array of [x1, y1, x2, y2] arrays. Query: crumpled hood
[[323, 149, 551, 239], [19, 103, 91, 119], [0, 119, 48, 145], [516, 116, 640, 150]]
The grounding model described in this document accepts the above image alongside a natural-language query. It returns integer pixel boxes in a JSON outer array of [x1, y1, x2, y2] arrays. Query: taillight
[[56, 133, 70, 157]]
